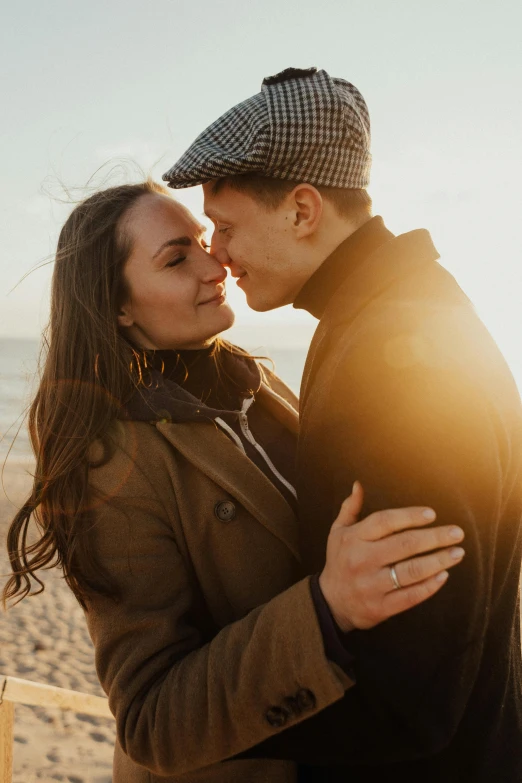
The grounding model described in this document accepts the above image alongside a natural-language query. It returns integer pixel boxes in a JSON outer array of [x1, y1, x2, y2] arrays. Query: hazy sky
[[1, 1, 521, 370]]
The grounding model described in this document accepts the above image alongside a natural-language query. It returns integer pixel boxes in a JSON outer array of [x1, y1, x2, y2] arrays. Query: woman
[[3, 181, 464, 783]]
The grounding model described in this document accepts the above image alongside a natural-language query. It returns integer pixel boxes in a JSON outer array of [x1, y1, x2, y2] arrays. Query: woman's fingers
[[382, 546, 465, 591], [358, 506, 437, 541], [382, 571, 451, 619], [374, 524, 464, 566], [330, 481, 365, 530]]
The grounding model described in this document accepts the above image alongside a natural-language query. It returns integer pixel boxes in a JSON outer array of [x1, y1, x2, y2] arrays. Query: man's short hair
[[212, 174, 372, 220]]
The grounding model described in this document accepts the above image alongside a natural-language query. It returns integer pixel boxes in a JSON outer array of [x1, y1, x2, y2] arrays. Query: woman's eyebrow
[[152, 236, 192, 259]]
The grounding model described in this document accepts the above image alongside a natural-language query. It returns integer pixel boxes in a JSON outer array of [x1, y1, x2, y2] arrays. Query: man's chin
[[244, 300, 264, 313], [244, 290, 288, 313], [244, 295, 274, 313], [240, 278, 288, 312]]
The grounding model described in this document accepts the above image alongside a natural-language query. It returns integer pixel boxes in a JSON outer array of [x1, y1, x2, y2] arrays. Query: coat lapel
[[256, 383, 299, 435], [157, 385, 300, 562]]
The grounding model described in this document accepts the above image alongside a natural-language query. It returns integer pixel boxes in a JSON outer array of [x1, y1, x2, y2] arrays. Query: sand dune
[[1, 461, 114, 783]]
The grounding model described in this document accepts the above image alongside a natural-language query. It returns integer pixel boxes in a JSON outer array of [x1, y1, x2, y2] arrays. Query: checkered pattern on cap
[[162, 67, 371, 190]]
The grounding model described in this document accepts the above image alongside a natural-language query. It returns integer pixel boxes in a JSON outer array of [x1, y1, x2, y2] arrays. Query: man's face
[[203, 182, 306, 312]]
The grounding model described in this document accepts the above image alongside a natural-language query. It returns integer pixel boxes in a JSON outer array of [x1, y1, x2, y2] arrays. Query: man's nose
[[210, 234, 231, 266], [214, 247, 231, 266]]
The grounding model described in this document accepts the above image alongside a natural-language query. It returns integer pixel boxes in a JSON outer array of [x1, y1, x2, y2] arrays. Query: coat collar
[[294, 216, 394, 319], [156, 382, 301, 562], [121, 343, 262, 425], [300, 228, 440, 406]]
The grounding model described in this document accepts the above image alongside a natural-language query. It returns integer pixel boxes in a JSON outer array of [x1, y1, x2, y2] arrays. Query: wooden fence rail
[[0, 675, 113, 783]]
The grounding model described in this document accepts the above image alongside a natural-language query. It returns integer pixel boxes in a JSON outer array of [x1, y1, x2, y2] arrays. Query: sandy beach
[[0, 460, 115, 783]]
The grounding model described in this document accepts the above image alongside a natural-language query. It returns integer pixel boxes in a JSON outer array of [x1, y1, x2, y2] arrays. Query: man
[[163, 67, 522, 781]]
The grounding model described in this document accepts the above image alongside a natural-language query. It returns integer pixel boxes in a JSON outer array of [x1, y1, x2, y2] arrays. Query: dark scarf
[[119, 341, 298, 511], [120, 342, 262, 424]]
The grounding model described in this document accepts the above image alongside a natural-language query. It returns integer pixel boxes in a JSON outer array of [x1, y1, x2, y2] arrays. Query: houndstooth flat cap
[[162, 67, 371, 190]]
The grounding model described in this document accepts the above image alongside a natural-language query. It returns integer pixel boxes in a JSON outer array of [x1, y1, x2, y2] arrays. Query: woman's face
[[118, 192, 235, 350]]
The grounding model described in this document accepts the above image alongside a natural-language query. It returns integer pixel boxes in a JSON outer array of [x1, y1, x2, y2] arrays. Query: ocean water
[[0, 338, 40, 463], [0, 337, 307, 463]]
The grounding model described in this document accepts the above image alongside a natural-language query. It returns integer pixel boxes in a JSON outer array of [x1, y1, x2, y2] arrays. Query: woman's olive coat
[[85, 375, 353, 783]]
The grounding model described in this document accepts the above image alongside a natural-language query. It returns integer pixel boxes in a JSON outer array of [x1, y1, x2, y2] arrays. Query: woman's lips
[[200, 291, 226, 305]]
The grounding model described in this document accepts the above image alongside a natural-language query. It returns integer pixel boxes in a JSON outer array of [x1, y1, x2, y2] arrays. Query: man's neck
[[310, 213, 373, 280], [293, 216, 393, 319], [290, 213, 372, 303]]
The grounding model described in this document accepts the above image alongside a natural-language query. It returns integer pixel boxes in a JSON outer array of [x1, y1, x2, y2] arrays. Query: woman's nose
[[201, 254, 227, 283]]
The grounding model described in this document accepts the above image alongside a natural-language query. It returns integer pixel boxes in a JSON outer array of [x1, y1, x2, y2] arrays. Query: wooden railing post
[[0, 674, 112, 782], [0, 698, 14, 783]]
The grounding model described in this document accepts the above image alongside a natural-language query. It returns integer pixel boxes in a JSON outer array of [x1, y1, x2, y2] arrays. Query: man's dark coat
[[247, 218, 522, 781]]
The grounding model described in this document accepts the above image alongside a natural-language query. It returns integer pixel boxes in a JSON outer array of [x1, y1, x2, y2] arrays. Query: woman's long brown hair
[[3, 180, 189, 609]]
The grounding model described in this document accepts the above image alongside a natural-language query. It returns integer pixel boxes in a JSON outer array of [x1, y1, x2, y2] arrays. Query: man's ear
[[290, 184, 323, 238], [117, 302, 134, 329]]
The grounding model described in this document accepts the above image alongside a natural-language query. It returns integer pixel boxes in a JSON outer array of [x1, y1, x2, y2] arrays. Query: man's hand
[[318, 482, 465, 632]]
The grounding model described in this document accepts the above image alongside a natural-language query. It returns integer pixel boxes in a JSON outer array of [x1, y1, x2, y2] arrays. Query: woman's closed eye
[[165, 238, 209, 267], [165, 255, 186, 268]]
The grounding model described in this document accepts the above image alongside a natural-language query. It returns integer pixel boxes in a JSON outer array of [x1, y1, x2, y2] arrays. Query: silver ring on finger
[[389, 564, 402, 590]]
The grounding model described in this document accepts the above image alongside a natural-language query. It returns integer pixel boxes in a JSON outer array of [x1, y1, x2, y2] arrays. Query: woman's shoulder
[[87, 419, 176, 498]]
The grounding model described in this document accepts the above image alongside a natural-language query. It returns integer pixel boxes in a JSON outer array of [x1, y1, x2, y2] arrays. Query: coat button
[[281, 696, 302, 718], [295, 688, 316, 711], [265, 706, 289, 728], [214, 501, 236, 522]]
